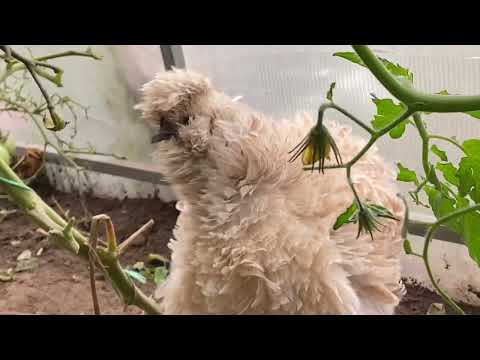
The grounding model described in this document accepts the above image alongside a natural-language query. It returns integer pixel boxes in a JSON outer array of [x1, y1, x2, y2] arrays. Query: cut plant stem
[[0, 157, 162, 315], [118, 219, 155, 255], [0, 46, 60, 128], [87, 216, 101, 315]]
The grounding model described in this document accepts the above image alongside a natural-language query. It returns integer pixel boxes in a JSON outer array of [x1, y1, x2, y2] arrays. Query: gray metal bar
[[15, 145, 169, 186], [160, 45, 186, 70], [407, 220, 465, 245]]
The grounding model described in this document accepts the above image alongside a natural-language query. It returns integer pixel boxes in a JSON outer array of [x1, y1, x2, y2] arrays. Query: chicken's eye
[[159, 117, 166, 128], [180, 115, 191, 126]]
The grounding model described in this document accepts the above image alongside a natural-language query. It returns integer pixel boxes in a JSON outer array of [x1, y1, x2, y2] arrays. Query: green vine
[[292, 45, 480, 315]]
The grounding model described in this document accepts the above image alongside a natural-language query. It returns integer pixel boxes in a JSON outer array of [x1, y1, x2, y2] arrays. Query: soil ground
[[1, 183, 479, 315]]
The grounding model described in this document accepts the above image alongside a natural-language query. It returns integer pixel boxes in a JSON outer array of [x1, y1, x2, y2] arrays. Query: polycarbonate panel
[[183, 45, 480, 214]]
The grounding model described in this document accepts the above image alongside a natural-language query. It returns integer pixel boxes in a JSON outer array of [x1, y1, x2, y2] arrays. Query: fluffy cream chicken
[[136, 68, 406, 314]]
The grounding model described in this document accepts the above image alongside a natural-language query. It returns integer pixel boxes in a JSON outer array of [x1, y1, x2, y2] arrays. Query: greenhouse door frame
[[160, 45, 186, 70]]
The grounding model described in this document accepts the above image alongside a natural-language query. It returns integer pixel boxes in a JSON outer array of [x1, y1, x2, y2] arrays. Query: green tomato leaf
[[463, 139, 480, 158], [154, 266, 169, 285], [333, 202, 359, 230], [436, 162, 459, 187], [333, 52, 365, 66], [140, 268, 155, 282], [431, 144, 448, 162], [454, 199, 478, 255], [465, 111, 480, 120], [333, 52, 413, 83], [462, 211, 480, 266], [424, 186, 460, 233], [471, 183, 480, 203], [397, 163, 418, 183], [403, 239, 414, 255], [381, 58, 414, 83], [371, 98, 409, 139], [457, 149, 480, 204], [457, 157, 478, 197], [456, 195, 471, 209], [389, 121, 407, 139]]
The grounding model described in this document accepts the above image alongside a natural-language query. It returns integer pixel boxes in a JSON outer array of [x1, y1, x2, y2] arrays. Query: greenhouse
[[1, 45, 479, 315]]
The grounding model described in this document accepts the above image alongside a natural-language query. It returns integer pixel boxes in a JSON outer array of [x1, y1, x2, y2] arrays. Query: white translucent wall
[[1, 45, 175, 200], [183, 45, 480, 217], [183, 45, 480, 304]]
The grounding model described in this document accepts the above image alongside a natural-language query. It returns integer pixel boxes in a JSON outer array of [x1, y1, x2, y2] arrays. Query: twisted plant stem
[[0, 157, 162, 315], [1, 45, 60, 128], [88, 216, 102, 315], [0, 45, 102, 131]]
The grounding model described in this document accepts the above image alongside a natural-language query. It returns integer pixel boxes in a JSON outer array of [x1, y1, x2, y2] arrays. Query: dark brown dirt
[[396, 279, 480, 315], [0, 182, 178, 315], [1, 182, 480, 315]]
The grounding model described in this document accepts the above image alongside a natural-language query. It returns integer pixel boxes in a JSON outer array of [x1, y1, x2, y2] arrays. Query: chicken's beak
[[151, 121, 178, 143], [151, 131, 176, 143]]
